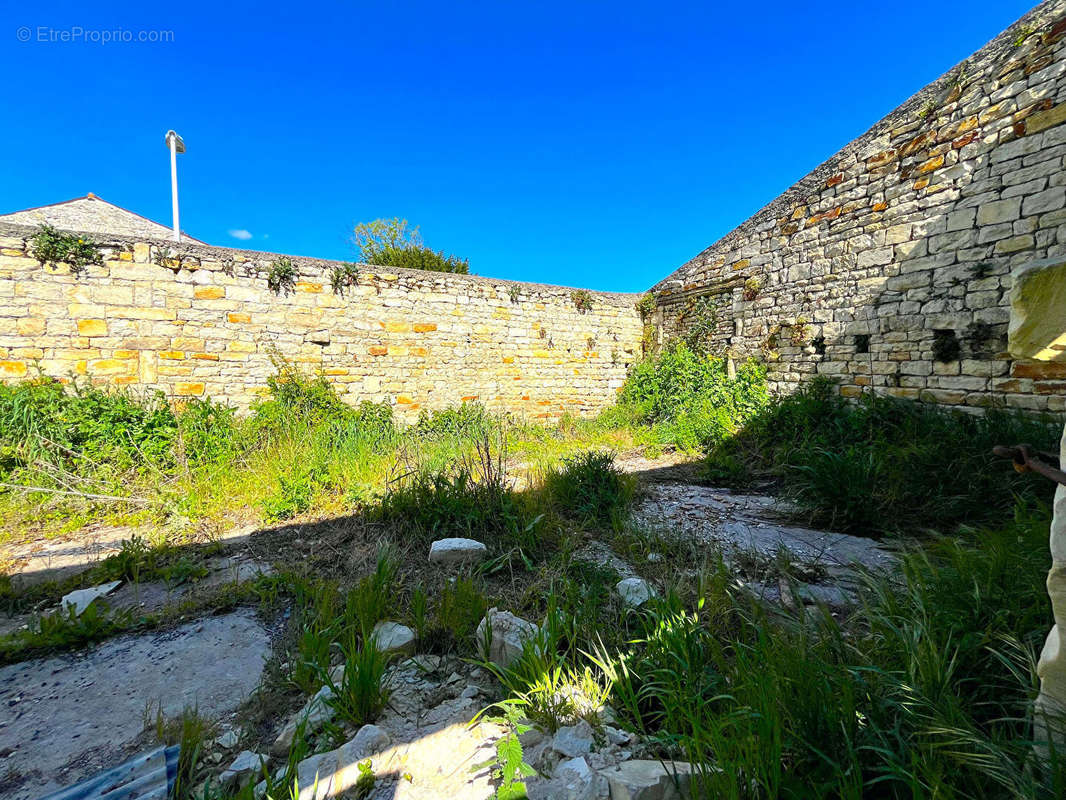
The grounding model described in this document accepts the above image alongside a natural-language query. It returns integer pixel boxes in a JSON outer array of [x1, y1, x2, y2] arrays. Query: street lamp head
[[164, 130, 186, 154]]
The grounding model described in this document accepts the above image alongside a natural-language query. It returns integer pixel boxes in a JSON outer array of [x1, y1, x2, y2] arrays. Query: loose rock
[[428, 538, 488, 564], [475, 608, 540, 668], [598, 760, 694, 800], [552, 720, 595, 758], [371, 621, 417, 655], [615, 578, 655, 607], [220, 750, 269, 791]]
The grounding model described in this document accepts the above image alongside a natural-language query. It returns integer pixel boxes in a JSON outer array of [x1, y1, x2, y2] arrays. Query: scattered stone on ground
[[552, 720, 596, 757], [428, 538, 488, 564], [59, 580, 122, 616], [274, 683, 337, 753], [615, 577, 655, 607], [598, 760, 694, 800], [573, 541, 638, 580], [634, 483, 893, 581], [0, 610, 270, 800], [221, 750, 270, 791], [475, 608, 540, 668], [372, 621, 417, 655]]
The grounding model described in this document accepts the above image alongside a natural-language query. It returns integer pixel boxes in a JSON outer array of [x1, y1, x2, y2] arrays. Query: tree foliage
[[352, 218, 469, 274]]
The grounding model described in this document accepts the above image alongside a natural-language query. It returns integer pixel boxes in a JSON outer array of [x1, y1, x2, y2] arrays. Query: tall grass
[[706, 377, 1061, 535], [527, 504, 1062, 799]]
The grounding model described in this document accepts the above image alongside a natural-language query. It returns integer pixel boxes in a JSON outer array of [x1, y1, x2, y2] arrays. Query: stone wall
[[0, 223, 642, 421], [652, 0, 1066, 413]]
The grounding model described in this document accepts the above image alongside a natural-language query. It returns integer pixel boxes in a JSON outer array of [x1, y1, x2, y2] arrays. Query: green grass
[[706, 376, 1061, 536]]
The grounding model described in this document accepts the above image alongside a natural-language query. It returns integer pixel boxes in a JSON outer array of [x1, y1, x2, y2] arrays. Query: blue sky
[[0, 1, 1037, 291]]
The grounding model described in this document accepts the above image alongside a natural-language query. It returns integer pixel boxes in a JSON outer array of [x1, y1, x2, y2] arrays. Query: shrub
[[353, 218, 469, 274], [617, 342, 769, 451], [0, 377, 178, 474]]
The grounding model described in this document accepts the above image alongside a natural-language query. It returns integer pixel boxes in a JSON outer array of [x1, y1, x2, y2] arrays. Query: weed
[[743, 276, 761, 301], [29, 225, 102, 275], [322, 632, 391, 726], [570, 289, 593, 313], [618, 342, 768, 452], [544, 451, 633, 527], [508, 285, 521, 303], [705, 376, 1059, 535], [472, 700, 537, 800], [146, 703, 216, 799], [267, 257, 297, 294], [635, 293, 656, 320], [329, 262, 360, 294]]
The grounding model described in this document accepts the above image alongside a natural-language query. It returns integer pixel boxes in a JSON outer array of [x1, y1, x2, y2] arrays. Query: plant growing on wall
[[678, 295, 719, 353], [153, 246, 189, 272], [267, 257, 297, 294], [571, 289, 593, 313], [30, 225, 102, 276], [932, 329, 961, 362], [789, 317, 811, 346], [635, 293, 656, 320], [508, 285, 521, 303], [330, 263, 360, 295], [743, 277, 762, 301]]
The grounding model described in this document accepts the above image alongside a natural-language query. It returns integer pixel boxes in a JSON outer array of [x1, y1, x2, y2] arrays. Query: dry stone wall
[[653, 0, 1066, 413], [0, 223, 642, 421]]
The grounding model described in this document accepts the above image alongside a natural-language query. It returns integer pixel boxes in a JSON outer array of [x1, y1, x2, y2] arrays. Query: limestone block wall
[[653, 0, 1066, 413], [0, 223, 642, 421]]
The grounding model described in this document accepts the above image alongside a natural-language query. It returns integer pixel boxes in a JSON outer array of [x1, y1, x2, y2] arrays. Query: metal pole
[[169, 136, 180, 242]]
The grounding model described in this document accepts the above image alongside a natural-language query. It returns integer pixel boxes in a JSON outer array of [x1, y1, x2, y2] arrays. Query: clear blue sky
[[0, 0, 1037, 291]]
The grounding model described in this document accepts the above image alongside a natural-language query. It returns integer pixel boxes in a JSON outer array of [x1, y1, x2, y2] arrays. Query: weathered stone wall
[[653, 0, 1066, 413], [0, 223, 642, 421]]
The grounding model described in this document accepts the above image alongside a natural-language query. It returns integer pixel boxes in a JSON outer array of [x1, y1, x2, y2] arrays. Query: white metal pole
[[169, 136, 180, 242]]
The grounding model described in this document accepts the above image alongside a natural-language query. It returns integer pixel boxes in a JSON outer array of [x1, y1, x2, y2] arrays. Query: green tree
[[352, 218, 469, 274]]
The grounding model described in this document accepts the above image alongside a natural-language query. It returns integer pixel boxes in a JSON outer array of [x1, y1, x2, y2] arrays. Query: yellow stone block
[[194, 286, 226, 300], [192, 353, 219, 361], [387, 346, 408, 356], [228, 340, 256, 353], [384, 321, 411, 333], [1026, 102, 1066, 135], [90, 359, 130, 375], [77, 319, 108, 337], [159, 351, 185, 360], [295, 281, 323, 293], [228, 312, 252, 323], [413, 323, 437, 333], [0, 360, 27, 377], [172, 337, 205, 351], [17, 318, 45, 336], [174, 382, 206, 396], [112, 350, 137, 359], [1009, 259, 1066, 362]]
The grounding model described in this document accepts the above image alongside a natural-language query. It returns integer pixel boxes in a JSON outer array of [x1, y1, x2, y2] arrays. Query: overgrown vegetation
[[267, 257, 297, 294], [353, 218, 469, 274], [2, 330, 1064, 799], [29, 224, 103, 275], [706, 376, 1059, 535], [615, 341, 769, 452]]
